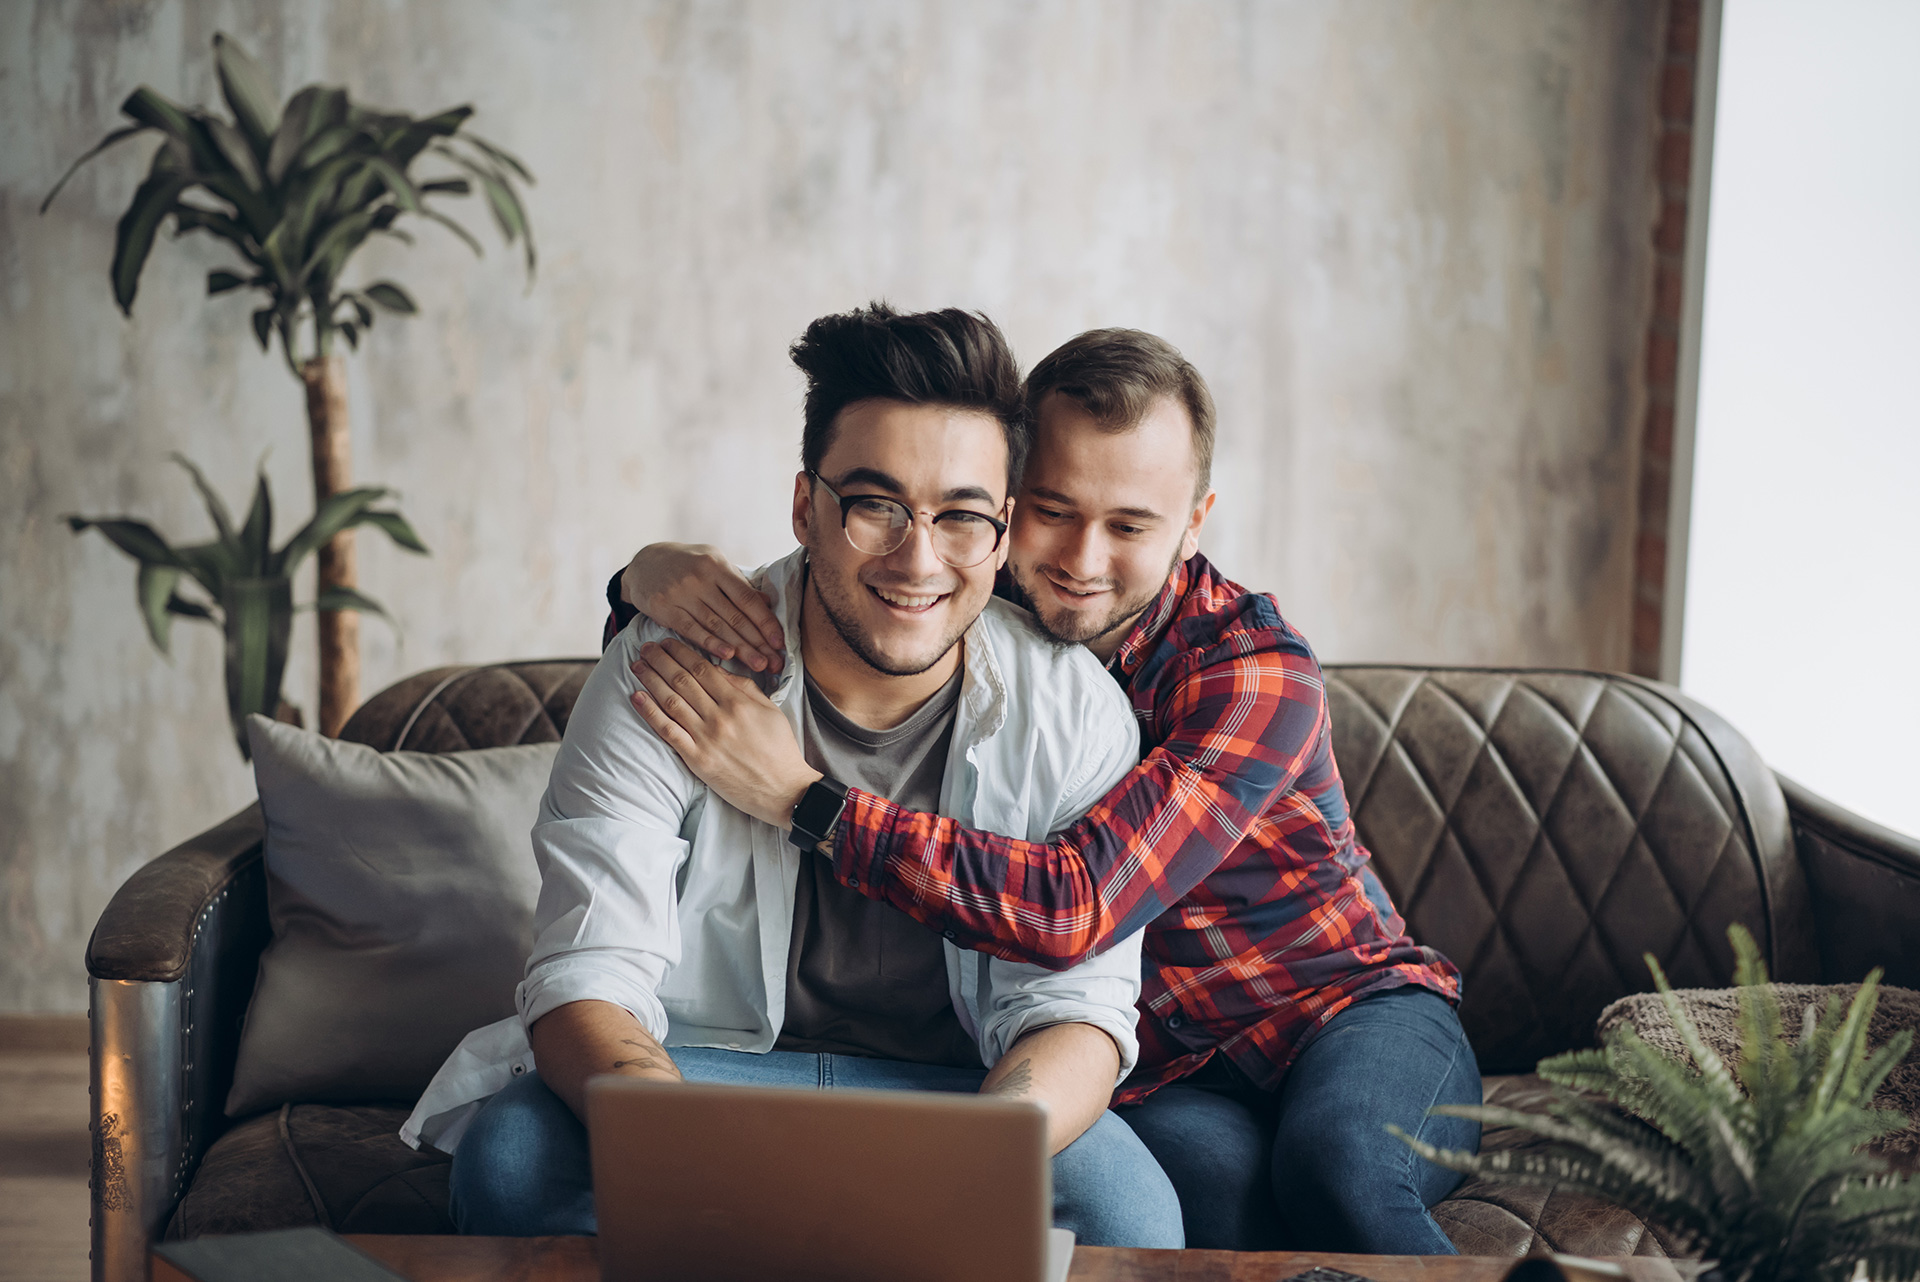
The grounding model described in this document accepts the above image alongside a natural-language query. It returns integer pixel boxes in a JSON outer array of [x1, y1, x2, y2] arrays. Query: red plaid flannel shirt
[[827, 553, 1461, 1102]]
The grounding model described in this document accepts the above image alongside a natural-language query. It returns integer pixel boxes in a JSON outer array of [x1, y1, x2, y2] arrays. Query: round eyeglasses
[[809, 471, 1009, 569]]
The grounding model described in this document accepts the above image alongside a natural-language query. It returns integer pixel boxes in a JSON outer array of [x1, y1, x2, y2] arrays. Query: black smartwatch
[[787, 777, 850, 852]]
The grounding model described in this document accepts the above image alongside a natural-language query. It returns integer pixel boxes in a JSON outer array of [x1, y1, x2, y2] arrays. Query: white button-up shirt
[[404, 549, 1144, 1153]]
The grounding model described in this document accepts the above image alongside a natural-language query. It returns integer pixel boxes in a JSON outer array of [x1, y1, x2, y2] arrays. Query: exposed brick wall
[[1632, 0, 1705, 678]]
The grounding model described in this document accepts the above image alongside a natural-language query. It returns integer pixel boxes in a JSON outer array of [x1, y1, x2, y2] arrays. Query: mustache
[[1036, 565, 1117, 593]]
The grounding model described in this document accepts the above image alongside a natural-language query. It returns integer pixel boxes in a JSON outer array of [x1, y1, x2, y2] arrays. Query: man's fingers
[[631, 689, 701, 759], [634, 643, 718, 722], [717, 578, 787, 669], [690, 598, 770, 672], [654, 639, 752, 700], [665, 609, 736, 665]]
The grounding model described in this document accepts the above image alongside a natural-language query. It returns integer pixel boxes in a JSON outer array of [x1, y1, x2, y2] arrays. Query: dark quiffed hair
[[791, 303, 1028, 489], [1024, 328, 1217, 499]]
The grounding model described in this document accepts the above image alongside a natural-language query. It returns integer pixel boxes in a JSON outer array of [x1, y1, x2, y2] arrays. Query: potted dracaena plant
[[43, 32, 533, 735], [68, 457, 426, 759], [1394, 925, 1920, 1282]]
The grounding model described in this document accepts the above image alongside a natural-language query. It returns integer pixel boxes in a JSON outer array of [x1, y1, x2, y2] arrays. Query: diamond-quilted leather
[[1431, 1075, 1687, 1258], [339, 660, 594, 753], [1324, 667, 1815, 1075]]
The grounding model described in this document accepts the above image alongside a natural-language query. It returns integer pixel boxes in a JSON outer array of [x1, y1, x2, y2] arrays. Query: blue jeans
[[449, 1047, 1184, 1248], [1114, 985, 1480, 1254]]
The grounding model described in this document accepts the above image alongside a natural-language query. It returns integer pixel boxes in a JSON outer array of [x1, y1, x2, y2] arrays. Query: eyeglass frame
[[806, 470, 1010, 568]]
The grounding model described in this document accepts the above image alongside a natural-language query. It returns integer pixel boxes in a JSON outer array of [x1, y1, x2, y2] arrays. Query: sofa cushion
[[1431, 1074, 1686, 1257], [168, 1105, 452, 1238], [1598, 982, 1920, 1171], [226, 716, 556, 1116]]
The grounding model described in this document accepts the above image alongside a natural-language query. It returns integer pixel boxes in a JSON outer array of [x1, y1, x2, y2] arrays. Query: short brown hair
[[1024, 328, 1216, 499]]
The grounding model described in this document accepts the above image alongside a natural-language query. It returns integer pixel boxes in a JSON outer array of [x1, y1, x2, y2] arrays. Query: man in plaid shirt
[[612, 328, 1481, 1253]]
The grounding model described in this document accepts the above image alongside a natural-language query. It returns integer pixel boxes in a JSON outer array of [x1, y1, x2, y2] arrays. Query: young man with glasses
[[615, 328, 1480, 1254], [404, 305, 1183, 1248]]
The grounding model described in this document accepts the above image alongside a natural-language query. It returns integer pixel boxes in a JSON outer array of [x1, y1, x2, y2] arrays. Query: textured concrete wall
[[0, 0, 1660, 1013]]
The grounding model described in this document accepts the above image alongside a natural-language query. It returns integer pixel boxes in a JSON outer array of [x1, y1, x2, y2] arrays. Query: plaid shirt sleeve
[[828, 631, 1330, 970]]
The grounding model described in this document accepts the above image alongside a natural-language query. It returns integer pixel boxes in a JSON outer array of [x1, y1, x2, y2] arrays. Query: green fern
[[1392, 925, 1920, 1282]]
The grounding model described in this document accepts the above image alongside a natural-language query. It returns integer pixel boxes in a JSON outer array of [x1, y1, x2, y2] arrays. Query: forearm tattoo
[[612, 1037, 680, 1076], [989, 1057, 1034, 1097]]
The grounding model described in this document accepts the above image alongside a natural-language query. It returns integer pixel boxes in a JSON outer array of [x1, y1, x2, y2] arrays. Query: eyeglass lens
[[840, 495, 1000, 568]]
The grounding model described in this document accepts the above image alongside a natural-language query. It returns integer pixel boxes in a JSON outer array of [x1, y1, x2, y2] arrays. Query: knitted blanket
[[1597, 983, 1920, 1171]]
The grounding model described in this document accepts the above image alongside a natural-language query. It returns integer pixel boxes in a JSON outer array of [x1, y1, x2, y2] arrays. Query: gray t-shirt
[[772, 665, 980, 1067]]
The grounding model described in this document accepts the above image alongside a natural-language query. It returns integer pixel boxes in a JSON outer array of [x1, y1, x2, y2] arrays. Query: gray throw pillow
[[226, 715, 557, 1117]]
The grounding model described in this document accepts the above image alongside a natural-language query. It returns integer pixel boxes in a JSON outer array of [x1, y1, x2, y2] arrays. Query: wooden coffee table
[[150, 1235, 1692, 1282]]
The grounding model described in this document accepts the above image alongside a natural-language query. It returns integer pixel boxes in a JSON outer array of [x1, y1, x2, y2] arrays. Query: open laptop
[[587, 1076, 1076, 1282]]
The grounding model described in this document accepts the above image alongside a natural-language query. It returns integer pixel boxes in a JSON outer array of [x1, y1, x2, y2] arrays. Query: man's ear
[[792, 471, 813, 545], [993, 497, 1014, 571], [1179, 490, 1217, 562]]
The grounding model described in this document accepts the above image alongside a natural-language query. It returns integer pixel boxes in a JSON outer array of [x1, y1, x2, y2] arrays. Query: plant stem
[[301, 355, 358, 736]]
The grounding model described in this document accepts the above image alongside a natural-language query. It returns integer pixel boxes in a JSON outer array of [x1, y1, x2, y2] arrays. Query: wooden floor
[[0, 1043, 91, 1282]]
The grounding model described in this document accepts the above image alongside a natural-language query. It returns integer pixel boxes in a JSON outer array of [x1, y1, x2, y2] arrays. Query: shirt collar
[[1109, 554, 1195, 681]]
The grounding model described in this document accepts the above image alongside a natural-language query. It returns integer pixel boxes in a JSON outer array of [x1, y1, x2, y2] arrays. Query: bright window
[[1682, 0, 1920, 836]]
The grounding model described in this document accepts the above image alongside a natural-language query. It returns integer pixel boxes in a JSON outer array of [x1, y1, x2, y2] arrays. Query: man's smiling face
[[794, 398, 1012, 678], [1008, 392, 1215, 660]]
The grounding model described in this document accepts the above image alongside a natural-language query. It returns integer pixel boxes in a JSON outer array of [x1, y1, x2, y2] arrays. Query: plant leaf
[[238, 470, 272, 574], [170, 454, 236, 544], [119, 87, 207, 154], [299, 207, 379, 288], [172, 205, 259, 258], [274, 485, 393, 575], [40, 124, 151, 213], [313, 585, 391, 619], [109, 172, 191, 313], [208, 269, 249, 295], [222, 576, 293, 760], [433, 142, 535, 273], [419, 207, 484, 257], [65, 516, 188, 568], [201, 114, 263, 190], [173, 539, 239, 599], [251, 305, 275, 351], [212, 33, 280, 157], [464, 131, 535, 185], [362, 281, 416, 313], [359, 156, 423, 212], [137, 562, 183, 653], [476, 165, 535, 273], [360, 509, 429, 553], [418, 177, 470, 196], [267, 85, 347, 184]]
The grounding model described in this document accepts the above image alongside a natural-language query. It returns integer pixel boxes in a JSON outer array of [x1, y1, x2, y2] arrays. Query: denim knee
[[1050, 1111, 1184, 1249], [449, 1071, 596, 1236]]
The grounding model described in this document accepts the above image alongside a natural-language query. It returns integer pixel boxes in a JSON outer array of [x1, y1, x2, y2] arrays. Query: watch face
[[793, 779, 846, 838]]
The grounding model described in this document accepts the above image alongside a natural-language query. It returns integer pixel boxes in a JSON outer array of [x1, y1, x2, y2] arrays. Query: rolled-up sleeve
[[976, 680, 1145, 1082], [517, 621, 699, 1041]]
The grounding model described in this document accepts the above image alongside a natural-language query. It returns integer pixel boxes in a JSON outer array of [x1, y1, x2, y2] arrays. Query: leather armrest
[[87, 805, 265, 982], [1779, 772, 1920, 988]]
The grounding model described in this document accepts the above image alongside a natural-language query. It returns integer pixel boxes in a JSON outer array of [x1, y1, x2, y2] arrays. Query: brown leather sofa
[[84, 661, 1920, 1281]]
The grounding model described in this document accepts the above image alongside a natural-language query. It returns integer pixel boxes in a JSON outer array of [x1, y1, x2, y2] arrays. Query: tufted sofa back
[[1327, 668, 1818, 1071], [340, 660, 1820, 1072]]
